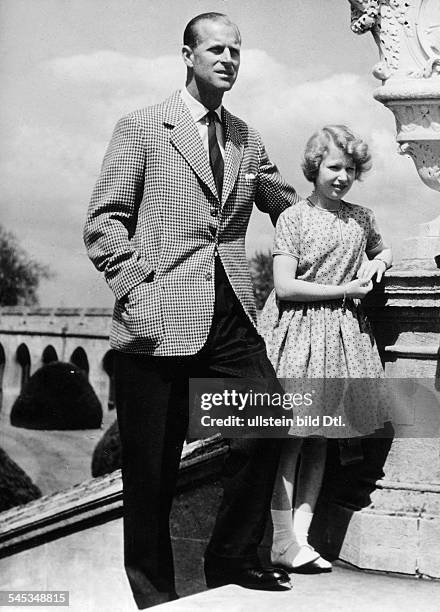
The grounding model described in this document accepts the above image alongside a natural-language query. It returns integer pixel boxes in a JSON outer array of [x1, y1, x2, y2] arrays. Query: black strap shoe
[[205, 566, 292, 591]]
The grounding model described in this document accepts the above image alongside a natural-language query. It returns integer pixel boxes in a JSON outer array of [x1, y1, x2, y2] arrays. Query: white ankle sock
[[272, 508, 331, 570], [271, 509, 294, 553], [292, 508, 313, 547]]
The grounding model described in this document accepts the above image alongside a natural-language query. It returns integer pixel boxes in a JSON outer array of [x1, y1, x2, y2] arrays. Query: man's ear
[[182, 45, 194, 68]]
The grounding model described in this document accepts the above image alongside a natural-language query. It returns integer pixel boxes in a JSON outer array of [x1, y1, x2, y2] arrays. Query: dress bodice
[[273, 199, 383, 286]]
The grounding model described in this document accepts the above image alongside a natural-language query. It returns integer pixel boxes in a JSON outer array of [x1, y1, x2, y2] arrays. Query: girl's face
[[315, 143, 356, 201]]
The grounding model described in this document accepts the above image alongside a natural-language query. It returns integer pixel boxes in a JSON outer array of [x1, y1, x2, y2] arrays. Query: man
[[84, 12, 299, 609]]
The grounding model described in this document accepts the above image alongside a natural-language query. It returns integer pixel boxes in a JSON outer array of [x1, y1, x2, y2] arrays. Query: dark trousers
[[114, 259, 282, 608]]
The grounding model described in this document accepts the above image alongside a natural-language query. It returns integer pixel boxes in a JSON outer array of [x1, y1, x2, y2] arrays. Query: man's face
[[184, 19, 241, 94]]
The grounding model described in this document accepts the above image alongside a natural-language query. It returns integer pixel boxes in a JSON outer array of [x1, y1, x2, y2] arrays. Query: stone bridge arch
[[70, 347, 89, 377], [42, 345, 58, 365], [16, 343, 31, 390]]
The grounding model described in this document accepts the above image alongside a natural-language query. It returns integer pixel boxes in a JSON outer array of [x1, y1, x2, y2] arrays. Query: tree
[[248, 250, 274, 310], [0, 225, 51, 306]]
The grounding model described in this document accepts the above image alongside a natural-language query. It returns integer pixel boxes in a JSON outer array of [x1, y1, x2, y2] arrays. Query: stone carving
[[349, 0, 440, 199], [350, 0, 380, 35], [415, 0, 440, 77], [389, 103, 440, 139], [349, 0, 440, 81], [400, 141, 440, 191], [349, 0, 412, 82]]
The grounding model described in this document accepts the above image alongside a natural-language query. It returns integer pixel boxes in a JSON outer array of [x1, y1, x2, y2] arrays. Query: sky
[[0, 0, 439, 307]]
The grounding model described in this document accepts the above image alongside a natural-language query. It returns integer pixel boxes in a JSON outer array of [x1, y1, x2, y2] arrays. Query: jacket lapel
[[165, 92, 218, 200], [222, 108, 244, 206]]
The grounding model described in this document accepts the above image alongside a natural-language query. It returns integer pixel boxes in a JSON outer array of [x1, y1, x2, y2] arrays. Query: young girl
[[259, 125, 392, 573]]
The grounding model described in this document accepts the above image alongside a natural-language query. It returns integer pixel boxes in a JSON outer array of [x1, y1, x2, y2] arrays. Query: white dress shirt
[[180, 88, 225, 160]]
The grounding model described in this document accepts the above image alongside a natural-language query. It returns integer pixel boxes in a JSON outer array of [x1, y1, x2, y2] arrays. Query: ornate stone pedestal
[[313, 2, 440, 575], [312, 271, 440, 577]]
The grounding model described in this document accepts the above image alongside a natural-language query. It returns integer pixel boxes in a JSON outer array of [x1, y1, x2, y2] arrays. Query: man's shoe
[[205, 567, 292, 591]]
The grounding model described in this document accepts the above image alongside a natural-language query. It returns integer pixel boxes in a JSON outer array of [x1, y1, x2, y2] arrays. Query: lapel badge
[[245, 173, 256, 181]]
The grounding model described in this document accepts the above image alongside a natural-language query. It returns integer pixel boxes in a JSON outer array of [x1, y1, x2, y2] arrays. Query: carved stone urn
[[350, 0, 440, 266]]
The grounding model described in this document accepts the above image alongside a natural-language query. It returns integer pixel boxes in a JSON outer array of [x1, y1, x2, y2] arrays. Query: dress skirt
[[259, 291, 391, 438]]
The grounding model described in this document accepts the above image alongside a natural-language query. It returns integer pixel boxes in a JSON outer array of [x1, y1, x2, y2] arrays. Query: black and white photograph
[[1, 1, 440, 610]]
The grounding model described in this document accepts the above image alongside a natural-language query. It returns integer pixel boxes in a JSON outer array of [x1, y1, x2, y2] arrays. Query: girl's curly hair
[[302, 125, 372, 183]]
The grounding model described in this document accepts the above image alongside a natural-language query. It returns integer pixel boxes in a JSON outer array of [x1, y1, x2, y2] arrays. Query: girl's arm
[[358, 211, 393, 283], [357, 244, 393, 283], [274, 254, 372, 302]]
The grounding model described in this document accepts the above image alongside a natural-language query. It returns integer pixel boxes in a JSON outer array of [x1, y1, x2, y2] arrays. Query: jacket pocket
[[121, 279, 164, 344]]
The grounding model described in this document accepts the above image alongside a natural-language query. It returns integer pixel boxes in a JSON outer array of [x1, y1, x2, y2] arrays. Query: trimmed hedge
[[10, 362, 103, 430], [0, 447, 41, 512]]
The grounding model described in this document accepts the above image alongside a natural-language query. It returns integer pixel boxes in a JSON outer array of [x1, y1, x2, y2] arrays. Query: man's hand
[[344, 278, 373, 299], [357, 259, 387, 283]]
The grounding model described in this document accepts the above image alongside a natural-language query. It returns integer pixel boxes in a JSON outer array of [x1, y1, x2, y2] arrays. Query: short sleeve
[[366, 210, 384, 255], [273, 206, 300, 259]]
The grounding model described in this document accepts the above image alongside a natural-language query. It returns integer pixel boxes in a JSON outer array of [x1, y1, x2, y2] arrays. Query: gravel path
[[0, 409, 116, 495]]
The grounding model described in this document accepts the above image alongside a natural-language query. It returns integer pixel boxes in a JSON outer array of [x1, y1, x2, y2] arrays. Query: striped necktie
[[206, 111, 224, 199]]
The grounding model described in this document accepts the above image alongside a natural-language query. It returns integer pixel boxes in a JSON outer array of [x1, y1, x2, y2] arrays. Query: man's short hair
[[183, 12, 241, 48]]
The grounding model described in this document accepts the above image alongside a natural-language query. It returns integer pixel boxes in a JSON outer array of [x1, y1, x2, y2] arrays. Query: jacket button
[[205, 272, 212, 281], [210, 207, 218, 217]]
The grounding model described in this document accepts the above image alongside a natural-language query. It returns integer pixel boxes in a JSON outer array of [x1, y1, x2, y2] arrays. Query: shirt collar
[[180, 88, 222, 124]]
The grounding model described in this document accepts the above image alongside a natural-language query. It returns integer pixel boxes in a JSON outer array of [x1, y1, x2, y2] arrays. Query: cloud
[[0, 48, 438, 306], [42, 51, 184, 134], [48, 50, 182, 91]]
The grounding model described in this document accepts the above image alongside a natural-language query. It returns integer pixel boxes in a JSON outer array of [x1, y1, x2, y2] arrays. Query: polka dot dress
[[259, 199, 391, 437]]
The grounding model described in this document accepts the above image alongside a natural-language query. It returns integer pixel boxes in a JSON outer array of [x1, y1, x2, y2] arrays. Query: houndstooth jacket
[[84, 91, 299, 355]]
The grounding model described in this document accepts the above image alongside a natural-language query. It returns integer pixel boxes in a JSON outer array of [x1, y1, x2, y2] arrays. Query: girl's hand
[[357, 259, 387, 283], [344, 278, 373, 299]]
